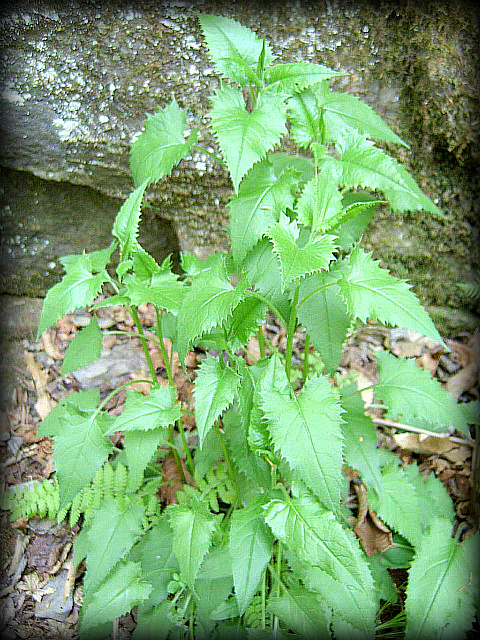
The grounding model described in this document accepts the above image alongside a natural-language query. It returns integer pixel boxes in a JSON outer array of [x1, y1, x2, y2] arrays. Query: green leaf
[[132, 601, 175, 640], [268, 217, 337, 292], [375, 350, 468, 431], [260, 353, 344, 512], [297, 269, 351, 374], [197, 13, 275, 86], [329, 130, 443, 216], [112, 181, 149, 261], [312, 81, 409, 147], [229, 157, 299, 265], [368, 462, 422, 546], [107, 386, 181, 434], [168, 499, 217, 591], [52, 404, 112, 509], [62, 315, 103, 375], [340, 385, 383, 495], [130, 100, 198, 187], [209, 84, 287, 193], [229, 496, 274, 614], [37, 244, 115, 337], [224, 297, 267, 349], [80, 561, 153, 632], [122, 257, 185, 314], [264, 62, 343, 95], [242, 238, 292, 324], [84, 498, 145, 592], [127, 517, 179, 611], [288, 89, 327, 147], [36, 388, 100, 438], [194, 354, 241, 448], [124, 428, 164, 491], [405, 519, 479, 640], [175, 259, 248, 363], [294, 164, 343, 232], [195, 547, 235, 638], [267, 582, 331, 639], [338, 244, 445, 346], [263, 494, 376, 636]]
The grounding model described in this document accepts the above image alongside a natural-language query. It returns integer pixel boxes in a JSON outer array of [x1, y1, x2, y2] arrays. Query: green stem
[[285, 279, 300, 384], [129, 305, 157, 382], [217, 426, 241, 507], [303, 332, 310, 382], [245, 290, 288, 330]]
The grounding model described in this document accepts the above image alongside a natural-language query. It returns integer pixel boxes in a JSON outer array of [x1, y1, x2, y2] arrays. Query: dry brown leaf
[[160, 451, 196, 504], [41, 328, 65, 360], [127, 371, 152, 395], [416, 349, 442, 375], [24, 352, 54, 419], [445, 362, 478, 401], [392, 341, 424, 358], [352, 478, 392, 556], [245, 335, 261, 365], [356, 372, 374, 408], [392, 432, 458, 455]]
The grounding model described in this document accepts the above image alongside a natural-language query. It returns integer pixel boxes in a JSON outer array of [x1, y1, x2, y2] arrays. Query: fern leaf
[[209, 84, 287, 193], [130, 100, 198, 187], [260, 353, 345, 512], [338, 244, 445, 347]]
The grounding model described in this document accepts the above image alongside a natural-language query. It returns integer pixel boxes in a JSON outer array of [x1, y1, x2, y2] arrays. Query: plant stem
[[129, 305, 157, 382], [285, 279, 300, 384], [245, 290, 288, 329], [258, 325, 266, 359], [217, 425, 241, 507], [191, 144, 228, 169]]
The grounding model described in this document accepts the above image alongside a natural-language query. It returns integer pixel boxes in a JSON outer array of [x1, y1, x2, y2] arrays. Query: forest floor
[[1, 301, 479, 639]]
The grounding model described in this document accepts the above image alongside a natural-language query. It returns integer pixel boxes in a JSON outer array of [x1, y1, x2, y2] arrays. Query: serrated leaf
[[242, 238, 292, 325], [175, 259, 248, 363], [268, 217, 337, 292], [288, 89, 327, 147], [263, 494, 376, 636], [197, 13, 275, 86], [260, 353, 344, 512], [295, 164, 343, 232], [264, 62, 343, 95], [36, 388, 100, 438], [405, 519, 479, 640], [52, 404, 112, 509], [229, 497, 273, 614], [330, 129, 443, 216], [338, 244, 445, 346], [84, 498, 145, 592], [132, 601, 175, 640], [340, 385, 383, 495], [368, 463, 422, 546], [195, 547, 235, 638], [62, 315, 103, 375], [37, 244, 115, 337], [122, 265, 185, 314], [80, 561, 152, 632], [375, 350, 468, 431], [224, 296, 267, 349], [130, 100, 198, 187], [112, 181, 149, 261], [107, 386, 181, 434], [209, 84, 287, 193], [128, 517, 179, 611], [297, 269, 351, 374], [311, 81, 408, 147], [267, 582, 331, 639], [194, 354, 241, 448], [168, 499, 216, 591], [229, 157, 299, 265], [124, 428, 164, 491]]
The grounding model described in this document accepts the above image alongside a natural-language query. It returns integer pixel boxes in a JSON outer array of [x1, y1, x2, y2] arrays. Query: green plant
[[25, 13, 479, 639]]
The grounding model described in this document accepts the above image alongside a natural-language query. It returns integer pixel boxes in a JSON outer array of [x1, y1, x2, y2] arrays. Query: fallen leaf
[[160, 451, 196, 505], [445, 362, 478, 401], [24, 352, 54, 419], [41, 328, 64, 361], [352, 477, 392, 556]]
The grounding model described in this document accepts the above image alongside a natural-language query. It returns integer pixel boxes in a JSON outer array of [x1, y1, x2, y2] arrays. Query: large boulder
[[0, 0, 478, 333]]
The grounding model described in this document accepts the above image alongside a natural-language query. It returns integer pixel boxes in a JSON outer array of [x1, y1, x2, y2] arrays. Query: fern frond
[[244, 594, 265, 628], [458, 272, 480, 302]]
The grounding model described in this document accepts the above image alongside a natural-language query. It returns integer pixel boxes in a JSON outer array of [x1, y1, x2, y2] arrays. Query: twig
[[372, 417, 474, 447]]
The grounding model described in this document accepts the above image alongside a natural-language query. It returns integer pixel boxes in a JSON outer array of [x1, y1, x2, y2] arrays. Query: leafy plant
[[25, 13, 478, 639]]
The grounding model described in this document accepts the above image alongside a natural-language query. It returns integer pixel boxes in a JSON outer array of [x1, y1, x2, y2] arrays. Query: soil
[[1, 302, 479, 639]]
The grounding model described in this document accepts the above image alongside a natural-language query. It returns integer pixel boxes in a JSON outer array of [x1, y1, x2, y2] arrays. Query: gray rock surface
[[0, 1, 479, 332]]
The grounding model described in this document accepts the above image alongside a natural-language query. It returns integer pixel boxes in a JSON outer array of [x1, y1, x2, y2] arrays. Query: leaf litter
[[0, 302, 478, 639]]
